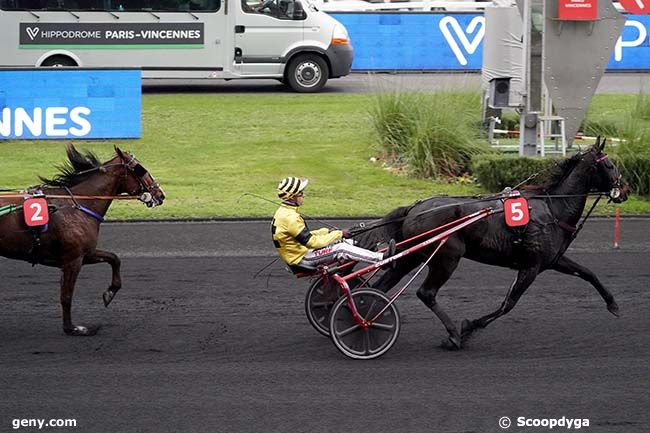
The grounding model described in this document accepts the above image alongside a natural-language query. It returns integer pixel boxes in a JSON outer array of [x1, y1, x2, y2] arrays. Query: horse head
[[114, 146, 166, 207], [586, 137, 628, 203]]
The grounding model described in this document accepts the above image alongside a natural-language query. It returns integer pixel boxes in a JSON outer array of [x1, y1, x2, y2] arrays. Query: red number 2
[[23, 198, 49, 227]]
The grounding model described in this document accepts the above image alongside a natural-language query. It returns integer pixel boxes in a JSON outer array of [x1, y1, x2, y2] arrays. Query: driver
[[271, 177, 396, 273]]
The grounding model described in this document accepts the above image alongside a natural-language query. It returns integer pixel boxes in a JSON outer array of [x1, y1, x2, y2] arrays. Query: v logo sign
[[439, 17, 485, 66], [26, 27, 40, 40]]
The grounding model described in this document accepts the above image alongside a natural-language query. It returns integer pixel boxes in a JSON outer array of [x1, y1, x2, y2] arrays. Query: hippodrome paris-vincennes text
[[38, 30, 201, 40]]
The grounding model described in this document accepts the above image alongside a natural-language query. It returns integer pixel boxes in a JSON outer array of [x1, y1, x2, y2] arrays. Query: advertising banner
[[619, 0, 650, 14], [330, 13, 485, 70], [329, 13, 650, 71], [558, 0, 598, 21], [19, 23, 204, 48], [0, 69, 141, 140]]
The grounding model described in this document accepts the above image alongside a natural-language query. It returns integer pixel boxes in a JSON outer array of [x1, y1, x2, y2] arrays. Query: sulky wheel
[[304, 277, 341, 337], [305, 275, 369, 337], [328, 288, 400, 360]]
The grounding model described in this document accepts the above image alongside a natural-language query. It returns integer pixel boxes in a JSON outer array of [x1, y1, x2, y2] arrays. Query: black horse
[[0, 144, 165, 336], [354, 138, 628, 349]]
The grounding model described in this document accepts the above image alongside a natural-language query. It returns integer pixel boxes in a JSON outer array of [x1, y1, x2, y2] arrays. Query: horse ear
[[66, 142, 80, 161], [114, 145, 125, 160], [594, 136, 605, 152]]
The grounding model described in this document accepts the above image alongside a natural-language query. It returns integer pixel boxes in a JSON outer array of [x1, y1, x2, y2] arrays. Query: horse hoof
[[103, 290, 115, 308], [461, 319, 474, 337], [64, 325, 100, 336], [607, 301, 620, 317], [440, 335, 462, 350]]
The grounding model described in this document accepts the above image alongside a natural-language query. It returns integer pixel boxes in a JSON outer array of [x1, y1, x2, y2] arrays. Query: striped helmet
[[277, 177, 309, 200]]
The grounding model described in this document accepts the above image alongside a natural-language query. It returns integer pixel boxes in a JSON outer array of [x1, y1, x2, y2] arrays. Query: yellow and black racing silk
[[271, 203, 342, 266]]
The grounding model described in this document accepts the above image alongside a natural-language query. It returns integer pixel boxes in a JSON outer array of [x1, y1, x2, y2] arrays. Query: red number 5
[[504, 197, 529, 227]]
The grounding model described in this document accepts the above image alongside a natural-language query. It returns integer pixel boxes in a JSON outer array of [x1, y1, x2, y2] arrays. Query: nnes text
[[0, 107, 91, 138]]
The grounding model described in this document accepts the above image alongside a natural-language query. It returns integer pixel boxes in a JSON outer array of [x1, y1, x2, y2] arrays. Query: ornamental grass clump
[[370, 90, 492, 179], [369, 91, 415, 160], [603, 92, 650, 196], [615, 121, 650, 196]]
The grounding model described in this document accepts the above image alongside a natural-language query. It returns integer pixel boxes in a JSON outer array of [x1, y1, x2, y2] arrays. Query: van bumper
[[326, 44, 354, 78]]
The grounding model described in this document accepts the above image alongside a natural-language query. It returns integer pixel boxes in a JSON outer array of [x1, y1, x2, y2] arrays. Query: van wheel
[[285, 54, 328, 93], [41, 56, 77, 67]]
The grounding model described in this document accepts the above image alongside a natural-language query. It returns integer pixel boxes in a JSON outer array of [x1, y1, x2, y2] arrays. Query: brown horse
[[0, 144, 165, 336]]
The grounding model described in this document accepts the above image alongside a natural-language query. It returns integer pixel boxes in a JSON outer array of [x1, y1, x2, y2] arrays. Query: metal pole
[[519, 0, 539, 156]]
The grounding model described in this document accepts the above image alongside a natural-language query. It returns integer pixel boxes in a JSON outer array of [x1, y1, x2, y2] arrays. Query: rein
[[239, 192, 340, 230], [349, 150, 617, 237], [573, 195, 602, 238], [0, 157, 157, 203], [0, 193, 141, 200], [347, 191, 609, 237], [547, 193, 603, 266], [62, 186, 105, 223]]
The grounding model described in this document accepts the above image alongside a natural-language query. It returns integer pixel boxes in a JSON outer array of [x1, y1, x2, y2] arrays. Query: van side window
[[0, 0, 220, 11], [241, 0, 305, 20]]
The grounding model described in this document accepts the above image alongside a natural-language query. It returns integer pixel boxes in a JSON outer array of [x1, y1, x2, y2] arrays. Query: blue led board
[[0, 69, 141, 140], [330, 13, 650, 71]]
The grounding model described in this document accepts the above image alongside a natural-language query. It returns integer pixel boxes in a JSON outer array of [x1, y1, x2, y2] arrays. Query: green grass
[[1, 93, 647, 219]]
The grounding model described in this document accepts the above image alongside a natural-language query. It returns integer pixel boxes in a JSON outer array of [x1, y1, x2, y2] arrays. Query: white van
[[0, 0, 354, 92]]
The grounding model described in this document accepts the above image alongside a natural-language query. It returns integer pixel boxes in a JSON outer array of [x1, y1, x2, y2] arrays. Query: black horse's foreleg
[[463, 266, 539, 339], [551, 255, 619, 316], [372, 254, 421, 293], [61, 258, 98, 336], [83, 249, 122, 307]]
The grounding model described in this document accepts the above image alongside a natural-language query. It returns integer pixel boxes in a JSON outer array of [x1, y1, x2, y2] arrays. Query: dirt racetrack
[[1, 219, 648, 433]]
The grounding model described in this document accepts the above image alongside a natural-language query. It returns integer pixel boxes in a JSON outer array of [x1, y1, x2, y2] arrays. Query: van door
[[235, 0, 305, 75]]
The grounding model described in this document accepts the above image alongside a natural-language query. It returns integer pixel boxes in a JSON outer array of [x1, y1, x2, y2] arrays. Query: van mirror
[[291, 1, 306, 20]]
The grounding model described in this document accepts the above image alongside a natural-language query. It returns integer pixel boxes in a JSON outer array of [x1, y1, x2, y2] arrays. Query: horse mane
[[39, 146, 103, 187], [523, 152, 583, 193]]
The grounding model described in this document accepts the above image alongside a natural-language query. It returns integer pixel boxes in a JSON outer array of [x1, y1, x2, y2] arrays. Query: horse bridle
[[120, 153, 163, 207], [591, 152, 623, 201]]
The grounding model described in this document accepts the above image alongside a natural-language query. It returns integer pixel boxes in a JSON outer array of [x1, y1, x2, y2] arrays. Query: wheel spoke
[[366, 299, 385, 319], [369, 321, 395, 331], [335, 323, 361, 338], [363, 328, 371, 356], [311, 301, 333, 308]]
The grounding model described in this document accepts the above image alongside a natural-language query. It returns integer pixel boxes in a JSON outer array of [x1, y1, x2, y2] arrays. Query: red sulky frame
[[331, 207, 498, 342]]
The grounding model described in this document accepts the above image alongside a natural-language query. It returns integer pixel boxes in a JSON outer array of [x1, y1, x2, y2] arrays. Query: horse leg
[[462, 266, 539, 339], [372, 254, 421, 293], [83, 249, 122, 307], [61, 258, 99, 336], [416, 244, 464, 349], [551, 255, 619, 317]]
